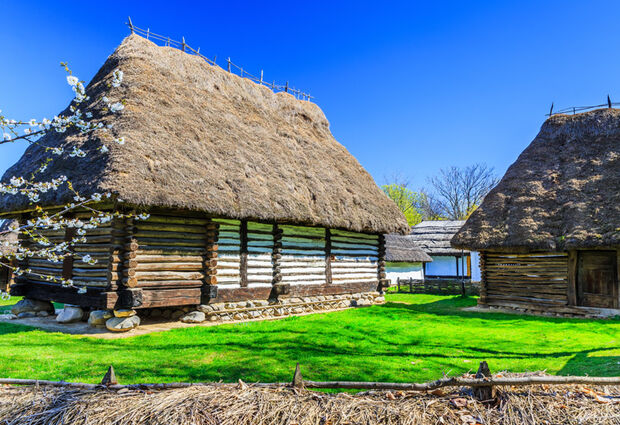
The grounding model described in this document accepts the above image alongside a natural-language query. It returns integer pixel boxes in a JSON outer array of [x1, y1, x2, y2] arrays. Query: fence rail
[[126, 17, 313, 101], [547, 96, 619, 116], [1, 362, 619, 402], [395, 277, 479, 296]]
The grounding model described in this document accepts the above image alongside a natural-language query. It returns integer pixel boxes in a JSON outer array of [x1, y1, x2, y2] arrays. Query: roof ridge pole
[[127, 16, 134, 34]]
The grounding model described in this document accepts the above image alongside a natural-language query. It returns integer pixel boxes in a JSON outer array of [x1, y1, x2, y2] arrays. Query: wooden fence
[[396, 277, 480, 296], [1, 362, 618, 403], [126, 17, 313, 101]]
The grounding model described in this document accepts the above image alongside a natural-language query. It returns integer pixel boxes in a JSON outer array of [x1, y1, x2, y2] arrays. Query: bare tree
[[426, 164, 498, 220]]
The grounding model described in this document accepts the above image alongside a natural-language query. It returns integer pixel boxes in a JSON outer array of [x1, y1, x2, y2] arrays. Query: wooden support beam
[[377, 234, 386, 292], [325, 228, 332, 285], [567, 250, 577, 306], [62, 227, 76, 281], [272, 224, 282, 285], [240, 220, 248, 287]]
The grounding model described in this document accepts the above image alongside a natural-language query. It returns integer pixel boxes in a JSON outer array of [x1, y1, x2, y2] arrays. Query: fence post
[[101, 365, 118, 386], [292, 363, 304, 389], [472, 361, 494, 402]]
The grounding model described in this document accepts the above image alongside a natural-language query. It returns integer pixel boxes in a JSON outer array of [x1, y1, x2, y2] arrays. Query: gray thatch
[[384, 234, 432, 263], [0, 34, 408, 235], [0, 219, 17, 256], [453, 108, 620, 251], [409, 221, 468, 256]]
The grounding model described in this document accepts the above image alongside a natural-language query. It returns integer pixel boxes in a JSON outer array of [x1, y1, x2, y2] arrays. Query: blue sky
[[1, 1, 619, 189]]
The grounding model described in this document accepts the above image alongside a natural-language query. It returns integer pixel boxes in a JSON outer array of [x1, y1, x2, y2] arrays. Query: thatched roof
[[0, 34, 408, 235], [453, 109, 620, 251], [409, 221, 468, 256], [0, 219, 17, 256], [384, 234, 432, 263]]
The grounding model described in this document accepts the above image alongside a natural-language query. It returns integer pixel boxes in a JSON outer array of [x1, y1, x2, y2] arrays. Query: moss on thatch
[[1, 34, 407, 234], [453, 109, 620, 251]]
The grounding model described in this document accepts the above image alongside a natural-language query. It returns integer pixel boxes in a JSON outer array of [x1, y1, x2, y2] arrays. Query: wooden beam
[[567, 250, 577, 306], [62, 227, 77, 281], [272, 224, 282, 285], [325, 228, 332, 285], [239, 220, 248, 287]]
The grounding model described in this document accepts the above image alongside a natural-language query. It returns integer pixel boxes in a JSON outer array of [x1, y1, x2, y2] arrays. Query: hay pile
[[0, 375, 618, 424]]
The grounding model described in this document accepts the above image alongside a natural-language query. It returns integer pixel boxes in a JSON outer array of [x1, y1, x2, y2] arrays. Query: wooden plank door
[[577, 251, 618, 309]]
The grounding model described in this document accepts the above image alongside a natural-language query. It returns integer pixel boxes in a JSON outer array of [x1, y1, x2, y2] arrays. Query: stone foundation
[[482, 303, 619, 319], [6, 292, 385, 332], [138, 291, 385, 324]]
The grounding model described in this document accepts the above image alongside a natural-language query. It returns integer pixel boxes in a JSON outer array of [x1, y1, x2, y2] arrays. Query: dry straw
[[0, 372, 618, 424]]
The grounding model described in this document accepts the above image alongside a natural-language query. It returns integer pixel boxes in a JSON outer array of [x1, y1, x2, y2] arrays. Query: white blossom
[[66, 75, 79, 86], [114, 137, 125, 145], [109, 102, 124, 113]]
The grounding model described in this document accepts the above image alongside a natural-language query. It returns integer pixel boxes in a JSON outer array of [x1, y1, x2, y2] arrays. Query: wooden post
[[549, 102, 554, 116], [472, 361, 495, 401], [325, 229, 332, 285], [227, 58, 231, 73], [478, 252, 487, 305], [285, 81, 289, 93], [608, 95, 612, 109], [181, 37, 186, 52], [127, 16, 134, 34], [377, 234, 386, 292], [567, 250, 577, 306], [260, 70, 264, 83], [123, 217, 138, 288], [272, 224, 282, 285], [397, 277, 400, 292], [203, 219, 219, 298], [240, 220, 248, 287], [292, 363, 303, 389], [101, 366, 118, 386], [62, 226, 76, 282], [146, 28, 150, 40]]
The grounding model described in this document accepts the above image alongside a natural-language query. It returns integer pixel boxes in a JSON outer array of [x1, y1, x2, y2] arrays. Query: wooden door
[[577, 251, 618, 309]]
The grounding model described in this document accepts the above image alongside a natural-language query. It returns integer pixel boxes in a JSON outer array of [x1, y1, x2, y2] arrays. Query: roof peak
[[125, 20, 313, 101]]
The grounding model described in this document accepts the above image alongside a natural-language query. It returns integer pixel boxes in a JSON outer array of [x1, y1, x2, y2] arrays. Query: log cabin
[[384, 234, 432, 283], [409, 221, 480, 281], [0, 34, 408, 320], [452, 109, 620, 317]]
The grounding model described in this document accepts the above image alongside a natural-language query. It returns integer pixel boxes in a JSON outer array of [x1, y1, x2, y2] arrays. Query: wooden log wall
[[246, 222, 275, 288], [212, 218, 241, 287], [129, 213, 207, 289], [71, 212, 117, 289], [484, 252, 569, 308], [330, 230, 379, 285], [19, 213, 116, 290], [280, 225, 327, 285]]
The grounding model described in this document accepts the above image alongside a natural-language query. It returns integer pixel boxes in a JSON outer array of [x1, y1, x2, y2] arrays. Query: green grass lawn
[[0, 294, 617, 384]]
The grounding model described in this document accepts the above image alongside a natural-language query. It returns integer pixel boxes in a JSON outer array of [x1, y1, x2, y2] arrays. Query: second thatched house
[[384, 234, 432, 283], [452, 109, 619, 317], [1, 33, 408, 329], [409, 221, 480, 281]]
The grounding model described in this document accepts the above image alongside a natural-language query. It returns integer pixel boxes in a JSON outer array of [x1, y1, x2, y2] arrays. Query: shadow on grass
[[382, 296, 620, 324]]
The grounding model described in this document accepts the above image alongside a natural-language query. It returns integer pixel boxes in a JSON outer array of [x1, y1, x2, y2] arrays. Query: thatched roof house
[[384, 235, 432, 263], [2, 34, 407, 328], [453, 109, 620, 316], [384, 234, 432, 285], [409, 221, 479, 280], [0, 219, 17, 292]]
